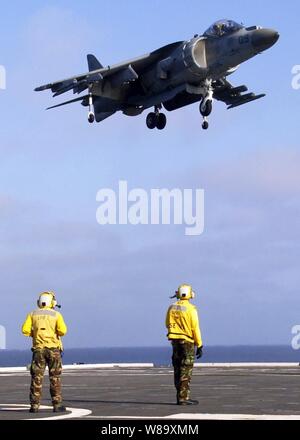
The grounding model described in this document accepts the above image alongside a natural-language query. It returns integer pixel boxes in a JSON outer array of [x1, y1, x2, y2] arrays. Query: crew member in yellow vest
[[166, 284, 203, 405], [22, 291, 67, 413]]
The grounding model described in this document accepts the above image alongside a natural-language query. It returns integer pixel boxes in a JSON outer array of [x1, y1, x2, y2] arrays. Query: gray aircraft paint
[[35, 19, 279, 130]]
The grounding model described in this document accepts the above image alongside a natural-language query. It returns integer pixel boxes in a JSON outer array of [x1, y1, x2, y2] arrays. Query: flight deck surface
[[0, 364, 300, 420]]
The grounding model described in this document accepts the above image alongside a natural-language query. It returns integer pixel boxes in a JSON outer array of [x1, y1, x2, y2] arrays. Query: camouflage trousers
[[171, 340, 195, 402], [30, 348, 63, 406]]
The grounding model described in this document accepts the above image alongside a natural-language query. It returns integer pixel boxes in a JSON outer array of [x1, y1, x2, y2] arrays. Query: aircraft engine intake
[[183, 37, 207, 73]]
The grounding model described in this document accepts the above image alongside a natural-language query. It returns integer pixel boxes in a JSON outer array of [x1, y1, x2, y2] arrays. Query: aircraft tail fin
[[87, 54, 103, 71]]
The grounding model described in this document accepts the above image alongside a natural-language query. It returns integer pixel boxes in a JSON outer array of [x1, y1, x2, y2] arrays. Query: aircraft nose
[[252, 28, 279, 51]]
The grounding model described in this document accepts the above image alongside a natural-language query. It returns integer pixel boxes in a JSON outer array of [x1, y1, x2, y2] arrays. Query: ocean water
[[0, 346, 299, 367]]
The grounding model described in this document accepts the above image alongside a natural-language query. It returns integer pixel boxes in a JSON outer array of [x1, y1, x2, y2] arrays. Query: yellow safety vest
[[22, 308, 67, 350], [166, 300, 202, 347]]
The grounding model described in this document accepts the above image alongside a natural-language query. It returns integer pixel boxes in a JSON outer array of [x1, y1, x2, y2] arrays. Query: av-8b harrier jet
[[35, 19, 279, 130]]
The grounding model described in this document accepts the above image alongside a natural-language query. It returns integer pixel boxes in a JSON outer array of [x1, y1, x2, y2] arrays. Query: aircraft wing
[[213, 78, 265, 109], [35, 42, 183, 97]]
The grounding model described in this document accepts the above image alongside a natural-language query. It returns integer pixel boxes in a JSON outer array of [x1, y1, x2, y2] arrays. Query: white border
[[0, 404, 91, 420], [1, 362, 299, 374]]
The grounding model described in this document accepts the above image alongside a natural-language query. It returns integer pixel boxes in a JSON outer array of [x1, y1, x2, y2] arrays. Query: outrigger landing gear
[[88, 92, 95, 123], [146, 105, 167, 130], [199, 80, 213, 130]]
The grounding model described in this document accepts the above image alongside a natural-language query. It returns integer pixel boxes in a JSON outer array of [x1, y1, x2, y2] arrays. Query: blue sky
[[0, 1, 299, 349]]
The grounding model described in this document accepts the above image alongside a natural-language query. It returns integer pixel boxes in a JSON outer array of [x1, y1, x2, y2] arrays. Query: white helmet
[[37, 291, 57, 309], [176, 284, 195, 300]]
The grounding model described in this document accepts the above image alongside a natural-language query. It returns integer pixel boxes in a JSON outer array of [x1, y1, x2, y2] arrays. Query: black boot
[[29, 405, 39, 413], [177, 399, 199, 405], [53, 404, 67, 412]]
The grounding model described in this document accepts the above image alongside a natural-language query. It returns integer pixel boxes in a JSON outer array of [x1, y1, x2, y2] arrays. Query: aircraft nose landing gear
[[202, 117, 209, 130], [88, 92, 95, 123], [200, 97, 213, 130], [200, 80, 213, 130], [146, 105, 167, 130]]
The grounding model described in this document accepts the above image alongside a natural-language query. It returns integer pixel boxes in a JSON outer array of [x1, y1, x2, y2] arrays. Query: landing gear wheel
[[200, 99, 212, 117], [156, 113, 167, 130], [88, 112, 95, 124], [202, 120, 209, 130], [146, 112, 157, 129]]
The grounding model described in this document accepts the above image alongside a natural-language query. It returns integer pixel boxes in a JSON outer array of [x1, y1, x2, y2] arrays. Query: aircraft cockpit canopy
[[204, 20, 243, 37]]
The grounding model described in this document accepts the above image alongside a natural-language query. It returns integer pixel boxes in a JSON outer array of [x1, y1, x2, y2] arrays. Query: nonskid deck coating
[[0, 365, 300, 420]]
